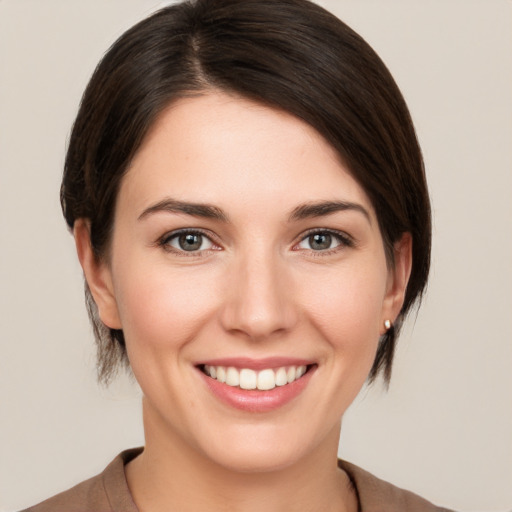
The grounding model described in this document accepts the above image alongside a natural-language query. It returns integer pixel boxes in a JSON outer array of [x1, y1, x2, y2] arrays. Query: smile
[[202, 364, 308, 391], [197, 358, 316, 412]]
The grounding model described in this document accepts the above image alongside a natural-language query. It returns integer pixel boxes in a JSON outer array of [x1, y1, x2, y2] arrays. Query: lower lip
[[198, 366, 316, 413]]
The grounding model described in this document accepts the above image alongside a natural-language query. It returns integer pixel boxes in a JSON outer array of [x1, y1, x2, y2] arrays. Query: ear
[[381, 233, 413, 334], [73, 219, 122, 329]]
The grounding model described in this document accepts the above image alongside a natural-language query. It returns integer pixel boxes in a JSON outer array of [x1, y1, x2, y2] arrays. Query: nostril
[[218, 264, 298, 339]]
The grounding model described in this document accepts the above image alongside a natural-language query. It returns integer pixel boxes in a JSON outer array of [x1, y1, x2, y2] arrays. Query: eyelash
[[157, 228, 354, 256], [157, 228, 220, 256], [293, 228, 355, 256]]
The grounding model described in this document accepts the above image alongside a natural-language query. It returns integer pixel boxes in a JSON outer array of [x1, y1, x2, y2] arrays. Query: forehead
[[120, 91, 374, 218]]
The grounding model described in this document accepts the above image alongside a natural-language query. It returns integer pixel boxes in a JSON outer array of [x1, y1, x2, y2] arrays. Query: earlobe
[[382, 233, 413, 332], [73, 219, 122, 330]]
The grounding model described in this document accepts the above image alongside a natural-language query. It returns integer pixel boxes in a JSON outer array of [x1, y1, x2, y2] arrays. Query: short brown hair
[[62, 0, 431, 384]]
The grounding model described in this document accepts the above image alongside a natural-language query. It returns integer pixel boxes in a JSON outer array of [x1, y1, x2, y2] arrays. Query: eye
[[296, 230, 352, 252], [160, 230, 216, 253]]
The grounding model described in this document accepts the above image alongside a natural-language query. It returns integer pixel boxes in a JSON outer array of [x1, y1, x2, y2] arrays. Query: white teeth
[[296, 365, 306, 378], [216, 366, 226, 383], [275, 367, 288, 386], [226, 367, 240, 387], [203, 364, 310, 390], [239, 369, 257, 390], [257, 369, 276, 390]]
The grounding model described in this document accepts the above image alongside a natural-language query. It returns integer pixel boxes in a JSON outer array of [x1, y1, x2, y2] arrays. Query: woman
[[23, 0, 451, 510]]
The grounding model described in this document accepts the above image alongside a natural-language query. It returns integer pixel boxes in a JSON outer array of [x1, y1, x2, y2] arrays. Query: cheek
[[301, 261, 387, 355], [111, 260, 221, 355]]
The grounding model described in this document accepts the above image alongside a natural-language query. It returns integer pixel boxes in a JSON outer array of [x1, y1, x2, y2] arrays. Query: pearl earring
[[384, 319, 392, 331]]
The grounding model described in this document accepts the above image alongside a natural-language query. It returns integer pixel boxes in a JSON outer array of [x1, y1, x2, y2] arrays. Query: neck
[[126, 399, 358, 512]]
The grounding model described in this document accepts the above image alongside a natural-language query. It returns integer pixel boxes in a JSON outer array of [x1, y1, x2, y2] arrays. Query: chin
[[204, 442, 303, 474], [195, 420, 333, 475]]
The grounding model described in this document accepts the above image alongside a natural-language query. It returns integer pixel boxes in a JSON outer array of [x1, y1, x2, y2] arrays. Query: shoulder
[[20, 448, 142, 512], [339, 460, 454, 512], [20, 473, 109, 512]]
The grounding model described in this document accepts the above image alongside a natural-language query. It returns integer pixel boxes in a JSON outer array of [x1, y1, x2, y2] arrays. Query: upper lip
[[196, 357, 315, 371]]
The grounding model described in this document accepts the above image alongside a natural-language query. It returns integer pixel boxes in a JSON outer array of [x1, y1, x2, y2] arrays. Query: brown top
[[21, 448, 453, 512]]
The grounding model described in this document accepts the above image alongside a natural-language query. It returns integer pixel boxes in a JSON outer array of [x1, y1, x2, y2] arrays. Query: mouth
[[198, 363, 315, 391], [196, 357, 317, 412]]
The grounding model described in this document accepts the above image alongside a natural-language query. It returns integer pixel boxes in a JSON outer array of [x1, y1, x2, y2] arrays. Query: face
[[79, 92, 410, 473]]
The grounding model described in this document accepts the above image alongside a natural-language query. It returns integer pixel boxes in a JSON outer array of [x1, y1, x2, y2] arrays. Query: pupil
[[310, 233, 331, 250], [179, 233, 202, 251]]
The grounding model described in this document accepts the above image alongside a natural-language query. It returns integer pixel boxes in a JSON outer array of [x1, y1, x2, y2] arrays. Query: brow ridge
[[288, 200, 370, 222], [138, 198, 229, 222], [138, 198, 369, 224]]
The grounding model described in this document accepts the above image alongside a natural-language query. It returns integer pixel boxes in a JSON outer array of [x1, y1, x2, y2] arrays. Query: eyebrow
[[138, 198, 229, 222], [288, 200, 371, 223], [137, 198, 370, 224]]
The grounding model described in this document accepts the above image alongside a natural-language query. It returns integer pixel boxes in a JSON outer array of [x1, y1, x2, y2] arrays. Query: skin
[[75, 91, 412, 512]]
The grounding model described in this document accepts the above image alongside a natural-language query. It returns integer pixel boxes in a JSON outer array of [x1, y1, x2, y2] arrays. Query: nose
[[219, 249, 298, 341]]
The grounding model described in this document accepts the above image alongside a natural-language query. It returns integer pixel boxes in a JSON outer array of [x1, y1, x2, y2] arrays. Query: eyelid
[[293, 228, 355, 252], [157, 228, 222, 255], [155, 227, 353, 256]]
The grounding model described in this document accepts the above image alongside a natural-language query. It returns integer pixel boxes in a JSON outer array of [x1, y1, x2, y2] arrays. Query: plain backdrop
[[1, 1, 511, 511]]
